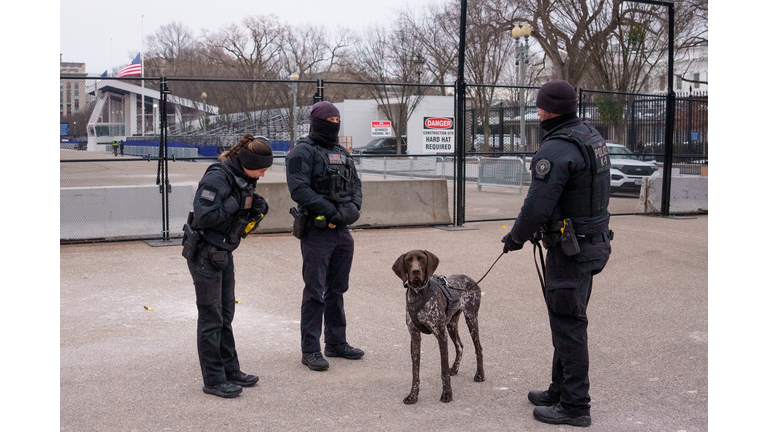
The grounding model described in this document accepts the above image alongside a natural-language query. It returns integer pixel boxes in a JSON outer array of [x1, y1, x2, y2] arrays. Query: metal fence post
[[454, 0, 468, 226], [157, 77, 171, 242]]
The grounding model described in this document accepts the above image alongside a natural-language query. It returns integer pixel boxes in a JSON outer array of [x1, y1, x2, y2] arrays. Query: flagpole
[[141, 15, 145, 136]]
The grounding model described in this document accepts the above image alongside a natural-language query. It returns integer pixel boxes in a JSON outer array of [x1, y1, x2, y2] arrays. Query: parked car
[[638, 146, 659, 163], [352, 137, 407, 155], [607, 142, 659, 194]]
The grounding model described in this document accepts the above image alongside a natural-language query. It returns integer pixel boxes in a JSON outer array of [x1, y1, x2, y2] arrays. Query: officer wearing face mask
[[285, 101, 364, 372]]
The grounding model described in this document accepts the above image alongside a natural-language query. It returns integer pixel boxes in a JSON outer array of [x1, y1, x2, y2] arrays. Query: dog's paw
[[474, 371, 485, 382], [440, 391, 453, 403], [449, 365, 459, 376], [403, 393, 418, 405]]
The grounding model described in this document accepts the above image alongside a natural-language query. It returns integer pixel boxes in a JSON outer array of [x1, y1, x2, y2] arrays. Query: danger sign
[[371, 121, 392, 136], [424, 117, 454, 129], [422, 117, 455, 153]]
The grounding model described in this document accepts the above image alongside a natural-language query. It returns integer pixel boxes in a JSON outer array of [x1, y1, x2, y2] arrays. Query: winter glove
[[252, 194, 269, 216], [329, 210, 346, 227], [502, 232, 524, 253], [338, 202, 361, 226]]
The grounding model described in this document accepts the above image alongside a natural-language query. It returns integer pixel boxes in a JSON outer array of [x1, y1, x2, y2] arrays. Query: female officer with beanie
[[285, 101, 364, 371], [185, 133, 273, 398]]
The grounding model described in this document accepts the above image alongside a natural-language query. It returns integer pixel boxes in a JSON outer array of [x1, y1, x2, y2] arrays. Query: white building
[[84, 80, 218, 151]]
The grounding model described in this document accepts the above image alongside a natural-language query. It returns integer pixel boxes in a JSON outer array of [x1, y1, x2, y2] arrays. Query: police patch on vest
[[200, 188, 217, 202], [534, 159, 551, 179]]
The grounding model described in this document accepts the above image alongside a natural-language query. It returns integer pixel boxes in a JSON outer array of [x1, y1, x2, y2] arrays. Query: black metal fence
[[579, 89, 708, 162], [60, 76, 708, 243]]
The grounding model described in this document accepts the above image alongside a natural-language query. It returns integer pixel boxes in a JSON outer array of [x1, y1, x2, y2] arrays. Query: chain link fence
[[60, 76, 708, 242]]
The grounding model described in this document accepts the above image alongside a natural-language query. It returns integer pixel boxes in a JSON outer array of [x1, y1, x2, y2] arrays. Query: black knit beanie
[[536, 79, 578, 114]]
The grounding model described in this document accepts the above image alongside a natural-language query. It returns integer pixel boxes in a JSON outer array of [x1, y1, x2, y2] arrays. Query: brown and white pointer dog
[[392, 250, 484, 404]]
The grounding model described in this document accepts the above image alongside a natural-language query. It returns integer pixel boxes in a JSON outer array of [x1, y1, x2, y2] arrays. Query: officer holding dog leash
[[502, 79, 612, 427], [182, 133, 272, 398], [286, 101, 364, 372]]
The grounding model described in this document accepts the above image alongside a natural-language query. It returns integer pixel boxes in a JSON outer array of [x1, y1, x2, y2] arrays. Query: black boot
[[302, 352, 330, 371], [202, 382, 243, 398], [533, 404, 591, 427], [324, 343, 364, 360], [227, 370, 259, 387], [528, 389, 560, 406]]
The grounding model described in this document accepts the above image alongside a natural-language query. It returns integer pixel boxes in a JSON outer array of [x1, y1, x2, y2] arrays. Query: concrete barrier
[[636, 175, 708, 214], [249, 178, 452, 233], [60, 184, 196, 240], [60, 179, 451, 240]]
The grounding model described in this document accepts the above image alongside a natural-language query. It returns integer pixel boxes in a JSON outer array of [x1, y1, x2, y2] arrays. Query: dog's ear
[[422, 250, 440, 279], [392, 253, 408, 283]]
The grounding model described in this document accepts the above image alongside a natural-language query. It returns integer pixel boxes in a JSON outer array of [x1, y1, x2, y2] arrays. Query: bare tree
[[275, 24, 341, 145], [348, 25, 426, 154], [201, 15, 284, 80], [199, 15, 286, 116], [399, 1, 460, 96], [492, 0, 622, 87], [462, 0, 517, 152], [145, 21, 200, 77]]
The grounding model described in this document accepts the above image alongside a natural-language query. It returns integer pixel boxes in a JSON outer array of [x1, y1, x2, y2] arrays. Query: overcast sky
[[60, 0, 434, 74]]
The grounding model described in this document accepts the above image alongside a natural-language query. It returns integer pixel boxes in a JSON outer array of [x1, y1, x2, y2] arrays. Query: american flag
[[116, 53, 141, 77]]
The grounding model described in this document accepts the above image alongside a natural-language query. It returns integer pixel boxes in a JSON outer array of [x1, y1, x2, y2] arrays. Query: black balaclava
[[308, 101, 341, 148]]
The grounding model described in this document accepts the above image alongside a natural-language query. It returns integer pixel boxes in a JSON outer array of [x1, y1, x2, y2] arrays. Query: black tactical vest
[[544, 123, 611, 218], [197, 162, 258, 249], [310, 143, 356, 204]]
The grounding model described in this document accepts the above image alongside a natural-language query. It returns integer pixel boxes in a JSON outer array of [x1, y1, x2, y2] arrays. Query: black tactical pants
[[299, 224, 354, 353], [187, 243, 240, 387], [543, 238, 610, 417]]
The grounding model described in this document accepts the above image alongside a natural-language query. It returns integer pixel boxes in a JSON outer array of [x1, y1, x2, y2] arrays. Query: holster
[[290, 207, 308, 239], [560, 218, 581, 256], [540, 219, 581, 256], [182, 212, 201, 260]]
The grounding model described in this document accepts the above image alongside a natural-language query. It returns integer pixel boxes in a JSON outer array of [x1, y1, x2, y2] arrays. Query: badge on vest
[[534, 159, 551, 179], [328, 153, 345, 165]]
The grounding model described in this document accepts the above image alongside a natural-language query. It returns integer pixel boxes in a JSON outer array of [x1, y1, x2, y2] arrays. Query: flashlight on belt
[[315, 215, 336, 229]]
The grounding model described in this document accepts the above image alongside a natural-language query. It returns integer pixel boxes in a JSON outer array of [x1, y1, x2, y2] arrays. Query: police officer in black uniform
[[285, 101, 364, 371], [501, 80, 612, 427], [184, 133, 273, 398]]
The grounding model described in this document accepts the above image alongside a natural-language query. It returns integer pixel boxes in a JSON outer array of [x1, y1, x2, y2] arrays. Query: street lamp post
[[414, 54, 425, 96], [512, 22, 531, 152], [290, 73, 299, 150]]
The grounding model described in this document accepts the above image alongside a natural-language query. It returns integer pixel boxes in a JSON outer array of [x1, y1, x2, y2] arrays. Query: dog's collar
[[404, 279, 429, 294]]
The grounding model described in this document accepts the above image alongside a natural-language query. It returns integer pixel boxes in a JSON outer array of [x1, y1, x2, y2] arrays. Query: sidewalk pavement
[[60, 214, 708, 431]]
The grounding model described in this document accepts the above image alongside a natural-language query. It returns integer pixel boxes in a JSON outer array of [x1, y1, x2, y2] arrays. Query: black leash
[[474, 251, 505, 286]]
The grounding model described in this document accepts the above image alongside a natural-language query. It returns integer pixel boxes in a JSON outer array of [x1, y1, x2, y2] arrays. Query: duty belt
[[577, 230, 614, 245]]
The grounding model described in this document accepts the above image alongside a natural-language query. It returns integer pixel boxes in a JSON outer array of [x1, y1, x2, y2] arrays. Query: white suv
[[607, 142, 659, 193]]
